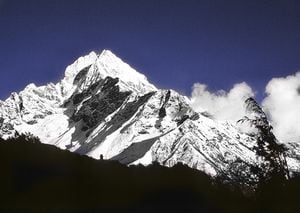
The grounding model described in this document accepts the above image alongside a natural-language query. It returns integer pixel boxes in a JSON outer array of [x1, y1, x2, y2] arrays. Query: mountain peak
[[1, 49, 299, 177], [98, 49, 116, 58], [60, 50, 156, 97]]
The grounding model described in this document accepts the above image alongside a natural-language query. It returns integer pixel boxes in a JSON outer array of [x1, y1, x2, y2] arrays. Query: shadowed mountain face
[[0, 50, 299, 176]]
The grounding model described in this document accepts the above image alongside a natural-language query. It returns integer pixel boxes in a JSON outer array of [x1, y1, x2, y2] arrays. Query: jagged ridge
[[0, 50, 299, 176]]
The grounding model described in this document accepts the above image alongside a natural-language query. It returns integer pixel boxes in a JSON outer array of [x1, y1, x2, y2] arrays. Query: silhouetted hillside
[[0, 135, 299, 213]]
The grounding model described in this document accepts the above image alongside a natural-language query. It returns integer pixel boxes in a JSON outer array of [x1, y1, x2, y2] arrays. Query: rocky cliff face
[[0, 50, 299, 176]]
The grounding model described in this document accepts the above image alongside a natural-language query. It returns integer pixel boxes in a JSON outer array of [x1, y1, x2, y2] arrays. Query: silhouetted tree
[[238, 97, 289, 184], [216, 158, 262, 196], [8, 132, 41, 144]]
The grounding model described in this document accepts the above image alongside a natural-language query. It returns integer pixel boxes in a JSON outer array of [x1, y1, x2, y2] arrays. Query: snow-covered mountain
[[0, 50, 299, 175]]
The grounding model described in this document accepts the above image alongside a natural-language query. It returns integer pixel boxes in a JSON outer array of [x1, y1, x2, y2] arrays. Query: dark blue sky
[[1, 0, 300, 100]]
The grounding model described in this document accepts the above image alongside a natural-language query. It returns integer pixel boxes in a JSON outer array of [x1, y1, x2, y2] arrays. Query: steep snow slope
[[0, 50, 155, 139], [0, 50, 299, 176]]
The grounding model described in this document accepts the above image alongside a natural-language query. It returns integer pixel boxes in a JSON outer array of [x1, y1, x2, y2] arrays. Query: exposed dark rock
[[177, 115, 189, 126], [154, 119, 162, 129], [19, 101, 24, 112], [200, 111, 214, 119], [158, 90, 171, 118], [33, 114, 45, 120], [119, 105, 146, 134], [101, 77, 119, 92], [27, 120, 38, 125], [67, 78, 103, 106], [72, 93, 86, 105], [190, 113, 200, 121], [75, 92, 156, 155], [45, 111, 53, 115], [63, 76, 135, 145], [158, 107, 166, 118], [73, 91, 131, 128], [71, 77, 131, 129], [73, 65, 91, 85], [164, 90, 171, 103]]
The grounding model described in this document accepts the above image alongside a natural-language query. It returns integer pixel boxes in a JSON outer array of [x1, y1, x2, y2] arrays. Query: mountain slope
[[0, 50, 299, 175]]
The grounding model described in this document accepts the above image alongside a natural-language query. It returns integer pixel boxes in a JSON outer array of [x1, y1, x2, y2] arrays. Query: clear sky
[[1, 0, 300, 100]]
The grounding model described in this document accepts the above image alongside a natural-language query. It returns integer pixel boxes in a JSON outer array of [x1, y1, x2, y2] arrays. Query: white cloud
[[190, 82, 254, 122], [262, 72, 300, 143], [189, 72, 300, 143]]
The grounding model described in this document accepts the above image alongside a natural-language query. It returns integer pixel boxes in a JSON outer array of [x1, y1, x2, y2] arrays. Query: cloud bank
[[262, 72, 300, 143], [190, 82, 254, 121], [190, 72, 300, 143]]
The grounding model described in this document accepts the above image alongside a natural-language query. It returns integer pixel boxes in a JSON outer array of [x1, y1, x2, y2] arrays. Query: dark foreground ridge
[[0, 135, 299, 213]]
